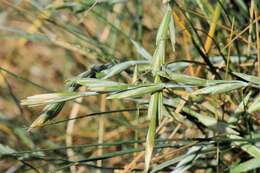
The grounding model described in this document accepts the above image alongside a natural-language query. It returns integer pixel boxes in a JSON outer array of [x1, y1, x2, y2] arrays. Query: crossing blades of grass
[[23, 65, 110, 131], [167, 100, 260, 158], [171, 146, 203, 173], [234, 91, 252, 114], [7, 0, 260, 172], [248, 94, 260, 113]]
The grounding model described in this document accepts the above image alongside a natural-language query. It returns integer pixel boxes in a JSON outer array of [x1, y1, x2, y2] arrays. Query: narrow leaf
[[165, 62, 190, 71], [230, 158, 260, 173], [159, 71, 207, 86], [152, 41, 165, 74], [150, 155, 185, 173], [167, 100, 260, 158], [0, 144, 15, 157], [21, 92, 81, 107], [171, 146, 203, 173], [145, 92, 159, 173], [21, 92, 97, 107], [156, 6, 172, 45], [21, 92, 97, 106], [107, 84, 164, 99], [101, 60, 148, 79], [233, 72, 260, 85], [66, 78, 128, 91], [131, 40, 152, 60], [192, 82, 247, 95], [169, 14, 176, 52], [234, 91, 252, 114]]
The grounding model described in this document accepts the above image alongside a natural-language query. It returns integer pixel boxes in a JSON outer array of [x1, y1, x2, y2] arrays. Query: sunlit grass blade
[[27, 113, 51, 132], [233, 72, 260, 85], [210, 56, 254, 64], [21, 64, 110, 131], [132, 65, 138, 84], [195, 0, 212, 22], [165, 62, 190, 71], [158, 70, 207, 86], [157, 92, 163, 121], [0, 144, 15, 157], [171, 146, 203, 173], [230, 158, 260, 173], [151, 5, 171, 74], [228, 134, 260, 158], [167, 100, 260, 158], [234, 91, 252, 114], [66, 78, 128, 91], [21, 92, 97, 107], [203, 0, 222, 53], [169, 13, 176, 52], [100, 60, 149, 79], [152, 42, 165, 74], [150, 153, 186, 173], [107, 84, 164, 99], [0, 26, 49, 42], [145, 92, 159, 173], [143, 4, 172, 172], [192, 82, 247, 95], [156, 6, 172, 45], [248, 94, 260, 113], [14, 127, 35, 149], [131, 40, 152, 60], [7, 0, 260, 171]]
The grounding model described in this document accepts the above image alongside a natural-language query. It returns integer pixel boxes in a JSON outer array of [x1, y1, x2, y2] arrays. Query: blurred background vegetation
[[0, 0, 260, 173]]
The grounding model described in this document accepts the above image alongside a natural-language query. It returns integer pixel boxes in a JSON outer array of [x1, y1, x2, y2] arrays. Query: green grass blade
[[156, 5, 172, 45], [248, 94, 260, 113], [233, 72, 260, 85], [230, 158, 260, 173], [152, 41, 166, 74], [21, 92, 97, 107], [107, 84, 164, 99], [192, 82, 247, 95], [101, 60, 148, 79], [66, 78, 128, 91], [159, 70, 207, 86], [171, 146, 203, 173], [234, 91, 252, 114], [131, 40, 152, 60], [145, 92, 159, 173], [169, 13, 176, 52], [0, 144, 15, 157]]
